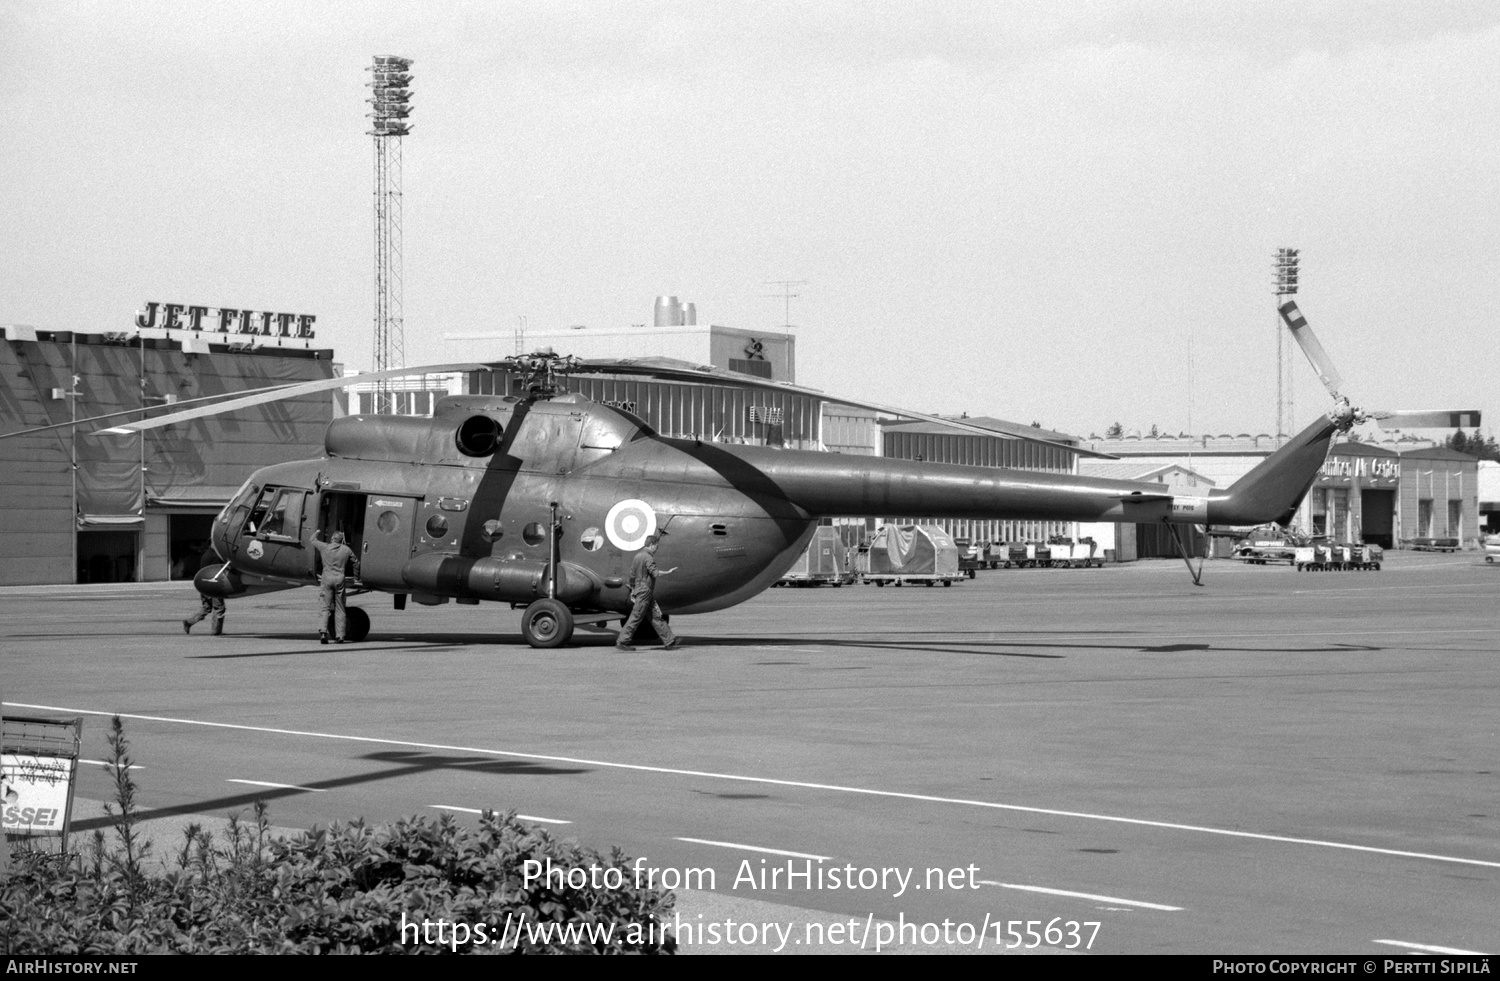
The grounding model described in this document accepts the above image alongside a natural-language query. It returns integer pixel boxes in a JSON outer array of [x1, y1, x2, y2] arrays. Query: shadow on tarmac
[[71, 750, 589, 833], [176, 630, 1385, 660]]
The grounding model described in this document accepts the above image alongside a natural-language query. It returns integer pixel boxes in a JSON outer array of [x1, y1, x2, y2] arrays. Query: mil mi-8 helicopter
[[87, 305, 1474, 649]]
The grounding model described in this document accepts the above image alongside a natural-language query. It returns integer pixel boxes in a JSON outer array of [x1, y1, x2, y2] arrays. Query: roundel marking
[[605, 499, 657, 552]]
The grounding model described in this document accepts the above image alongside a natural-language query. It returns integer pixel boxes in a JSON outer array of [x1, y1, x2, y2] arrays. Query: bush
[[0, 719, 675, 954]]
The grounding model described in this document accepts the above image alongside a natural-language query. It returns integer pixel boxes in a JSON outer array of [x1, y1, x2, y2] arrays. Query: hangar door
[[1360, 490, 1395, 548]]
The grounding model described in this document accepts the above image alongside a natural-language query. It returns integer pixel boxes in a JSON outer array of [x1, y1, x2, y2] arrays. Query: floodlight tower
[[367, 56, 414, 414], [1274, 248, 1300, 444]]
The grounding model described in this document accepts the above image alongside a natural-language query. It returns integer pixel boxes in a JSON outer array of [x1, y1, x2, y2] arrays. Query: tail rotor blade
[[1368, 409, 1482, 430], [1278, 301, 1345, 398]]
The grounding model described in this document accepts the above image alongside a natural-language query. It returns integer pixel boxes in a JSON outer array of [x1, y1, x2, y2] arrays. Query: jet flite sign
[[135, 300, 317, 339]]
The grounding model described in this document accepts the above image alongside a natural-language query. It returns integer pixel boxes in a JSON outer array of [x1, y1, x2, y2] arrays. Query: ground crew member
[[616, 533, 678, 651], [312, 530, 358, 644], [182, 546, 227, 636]]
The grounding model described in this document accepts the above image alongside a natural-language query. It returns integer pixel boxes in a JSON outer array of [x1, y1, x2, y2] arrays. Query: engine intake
[[455, 415, 503, 457]]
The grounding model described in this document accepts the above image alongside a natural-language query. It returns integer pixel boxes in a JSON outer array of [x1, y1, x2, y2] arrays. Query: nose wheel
[[521, 598, 574, 649]]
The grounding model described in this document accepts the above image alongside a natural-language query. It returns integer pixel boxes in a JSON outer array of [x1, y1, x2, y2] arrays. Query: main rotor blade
[[563, 357, 1118, 459], [93, 362, 489, 435], [1368, 409, 1482, 430], [0, 380, 320, 441], [1277, 301, 1345, 399]]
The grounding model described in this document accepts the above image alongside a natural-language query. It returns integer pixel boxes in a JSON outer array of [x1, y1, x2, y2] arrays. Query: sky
[[4, 1, 1497, 439]]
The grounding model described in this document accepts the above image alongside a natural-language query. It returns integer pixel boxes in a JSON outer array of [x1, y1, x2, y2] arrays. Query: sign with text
[[135, 301, 317, 339], [1, 753, 74, 834]]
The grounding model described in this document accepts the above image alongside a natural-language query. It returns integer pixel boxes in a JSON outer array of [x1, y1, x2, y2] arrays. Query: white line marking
[[675, 837, 832, 861], [10, 701, 1499, 871], [1374, 939, 1486, 955], [981, 880, 1183, 911], [226, 779, 326, 792], [78, 759, 144, 770], [429, 805, 571, 825]]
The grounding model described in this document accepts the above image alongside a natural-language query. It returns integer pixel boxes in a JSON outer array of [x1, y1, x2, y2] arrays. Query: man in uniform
[[182, 544, 227, 636], [312, 530, 358, 644], [616, 533, 678, 651]]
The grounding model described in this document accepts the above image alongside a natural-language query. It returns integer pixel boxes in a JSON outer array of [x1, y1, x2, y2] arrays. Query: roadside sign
[[2, 715, 83, 856]]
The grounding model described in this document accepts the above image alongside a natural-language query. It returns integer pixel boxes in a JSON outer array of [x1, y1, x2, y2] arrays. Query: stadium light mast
[[367, 56, 413, 414], [1274, 248, 1300, 445]]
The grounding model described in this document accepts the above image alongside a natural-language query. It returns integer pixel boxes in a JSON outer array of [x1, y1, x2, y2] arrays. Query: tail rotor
[[1276, 301, 1480, 433]]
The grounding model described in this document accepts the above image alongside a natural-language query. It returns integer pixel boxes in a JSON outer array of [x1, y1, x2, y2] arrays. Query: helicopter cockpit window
[[245, 487, 277, 536], [256, 488, 306, 541]]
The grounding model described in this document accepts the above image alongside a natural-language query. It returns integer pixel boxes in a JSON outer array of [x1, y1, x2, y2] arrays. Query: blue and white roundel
[[605, 499, 657, 552]]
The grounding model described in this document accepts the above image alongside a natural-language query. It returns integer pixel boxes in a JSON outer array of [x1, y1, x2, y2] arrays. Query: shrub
[[0, 719, 675, 954]]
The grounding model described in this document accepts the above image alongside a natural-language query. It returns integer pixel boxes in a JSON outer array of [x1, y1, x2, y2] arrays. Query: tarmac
[[3, 551, 1497, 955]]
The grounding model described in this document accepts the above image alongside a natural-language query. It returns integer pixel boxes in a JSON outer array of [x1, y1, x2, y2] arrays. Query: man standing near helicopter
[[311, 530, 358, 644], [616, 533, 678, 651]]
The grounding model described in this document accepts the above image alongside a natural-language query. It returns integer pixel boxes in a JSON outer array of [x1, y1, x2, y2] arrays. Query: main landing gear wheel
[[522, 598, 574, 649], [345, 607, 370, 642], [325, 607, 371, 642]]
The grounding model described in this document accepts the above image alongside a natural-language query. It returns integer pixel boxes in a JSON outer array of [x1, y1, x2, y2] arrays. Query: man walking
[[182, 545, 227, 636], [616, 533, 678, 651], [312, 530, 358, 644]]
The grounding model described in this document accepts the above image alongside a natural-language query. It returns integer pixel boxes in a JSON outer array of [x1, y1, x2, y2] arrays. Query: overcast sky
[[5, 1, 1497, 438]]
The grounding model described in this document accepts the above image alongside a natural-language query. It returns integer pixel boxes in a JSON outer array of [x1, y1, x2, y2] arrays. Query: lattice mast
[[367, 56, 413, 414], [1274, 248, 1300, 445]]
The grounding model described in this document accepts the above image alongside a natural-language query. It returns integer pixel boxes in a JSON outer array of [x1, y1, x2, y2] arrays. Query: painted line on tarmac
[[226, 779, 326, 792], [1374, 939, 1486, 955], [10, 700, 1500, 872], [675, 837, 832, 861], [980, 880, 1182, 911], [430, 805, 571, 825]]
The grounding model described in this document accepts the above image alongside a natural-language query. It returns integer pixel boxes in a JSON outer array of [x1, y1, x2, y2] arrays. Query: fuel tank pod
[[401, 553, 599, 605]]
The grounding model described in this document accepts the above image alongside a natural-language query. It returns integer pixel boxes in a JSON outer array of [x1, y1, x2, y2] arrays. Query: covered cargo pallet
[[863, 524, 964, 587], [777, 526, 853, 586]]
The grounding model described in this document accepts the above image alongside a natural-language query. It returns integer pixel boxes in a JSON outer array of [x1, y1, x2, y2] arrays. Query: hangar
[[1078, 430, 1481, 548], [0, 324, 337, 585]]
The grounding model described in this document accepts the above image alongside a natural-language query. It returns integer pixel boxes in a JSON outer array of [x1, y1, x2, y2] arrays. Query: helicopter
[[87, 309, 1474, 649]]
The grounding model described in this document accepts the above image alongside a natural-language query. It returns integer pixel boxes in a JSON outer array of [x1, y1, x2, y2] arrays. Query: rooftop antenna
[[764, 279, 807, 330]]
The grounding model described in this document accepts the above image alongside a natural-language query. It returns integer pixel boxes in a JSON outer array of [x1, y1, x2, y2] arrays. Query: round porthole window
[[580, 527, 604, 551], [522, 521, 547, 546], [425, 514, 449, 539], [377, 510, 399, 534]]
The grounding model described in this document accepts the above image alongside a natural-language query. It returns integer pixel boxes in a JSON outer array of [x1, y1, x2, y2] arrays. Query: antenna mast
[[764, 279, 807, 330]]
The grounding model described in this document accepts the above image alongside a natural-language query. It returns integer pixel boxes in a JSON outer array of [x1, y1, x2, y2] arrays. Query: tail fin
[[1207, 416, 1341, 526]]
